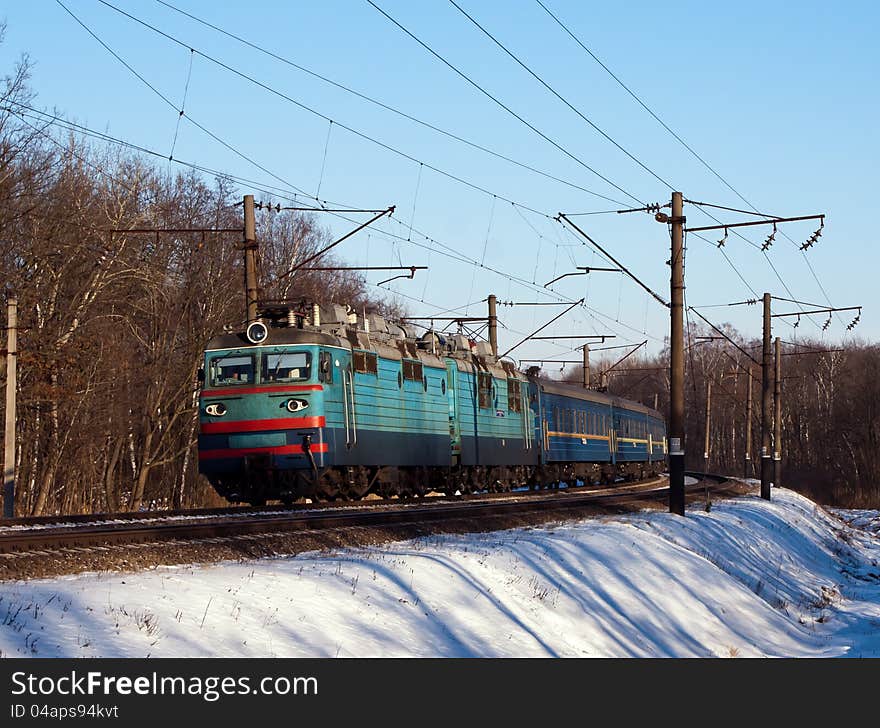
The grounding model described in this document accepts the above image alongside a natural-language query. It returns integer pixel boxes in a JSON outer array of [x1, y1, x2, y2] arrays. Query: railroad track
[[0, 472, 741, 560]]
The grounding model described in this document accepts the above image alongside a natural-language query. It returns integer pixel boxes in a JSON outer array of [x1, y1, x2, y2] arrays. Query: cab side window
[[478, 373, 493, 409], [319, 350, 332, 384]]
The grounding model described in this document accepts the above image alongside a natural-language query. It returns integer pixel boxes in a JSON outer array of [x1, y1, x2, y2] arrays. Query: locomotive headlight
[[285, 398, 309, 413], [245, 320, 268, 344], [205, 402, 227, 417]]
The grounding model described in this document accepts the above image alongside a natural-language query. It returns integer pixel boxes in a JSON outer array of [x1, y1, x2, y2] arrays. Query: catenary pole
[[703, 379, 712, 474], [745, 374, 753, 479], [761, 292, 773, 499], [582, 344, 590, 389], [488, 294, 498, 357], [669, 192, 685, 515], [774, 336, 782, 490], [244, 194, 259, 324], [3, 297, 17, 519]]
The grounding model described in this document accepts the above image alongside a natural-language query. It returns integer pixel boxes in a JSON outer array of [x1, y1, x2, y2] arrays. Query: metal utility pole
[[243, 194, 259, 324], [774, 336, 782, 490], [745, 375, 753, 480], [488, 294, 498, 357], [761, 292, 773, 500], [669, 192, 685, 515], [3, 297, 17, 519], [582, 344, 590, 389], [703, 379, 712, 474]]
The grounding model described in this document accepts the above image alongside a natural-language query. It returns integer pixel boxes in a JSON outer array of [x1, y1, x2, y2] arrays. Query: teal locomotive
[[198, 304, 667, 504]]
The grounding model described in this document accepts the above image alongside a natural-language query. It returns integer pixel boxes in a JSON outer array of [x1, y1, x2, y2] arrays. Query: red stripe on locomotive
[[199, 442, 329, 460], [200, 416, 325, 434]]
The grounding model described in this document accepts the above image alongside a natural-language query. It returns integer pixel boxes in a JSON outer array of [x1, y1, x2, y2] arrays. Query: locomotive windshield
[[208, 354, 255, 386], [205, 350, 312, 386], [263, 351, 312, 382]]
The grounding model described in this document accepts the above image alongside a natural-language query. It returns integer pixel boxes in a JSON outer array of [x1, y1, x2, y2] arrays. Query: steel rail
[[0, 474, 738, 556]]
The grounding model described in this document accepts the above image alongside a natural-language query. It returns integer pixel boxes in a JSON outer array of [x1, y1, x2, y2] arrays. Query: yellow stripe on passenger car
[[546, 432, 610, 441]]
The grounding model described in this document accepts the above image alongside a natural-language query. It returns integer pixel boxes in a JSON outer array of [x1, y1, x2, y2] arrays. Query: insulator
[[801, 224, 823, 250], [762, 223, 777, 251], [822, 315, 831, 331]]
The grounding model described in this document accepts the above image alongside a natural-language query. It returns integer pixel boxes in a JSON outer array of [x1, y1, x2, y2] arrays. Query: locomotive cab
[[197, 323, 348, 505]]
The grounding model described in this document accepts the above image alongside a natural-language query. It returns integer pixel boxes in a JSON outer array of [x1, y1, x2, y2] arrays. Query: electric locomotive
[[197, 303, 667, 504]]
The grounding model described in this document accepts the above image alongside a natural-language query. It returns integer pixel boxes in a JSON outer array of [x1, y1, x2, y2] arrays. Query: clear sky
[[1, 0, 876, 368]]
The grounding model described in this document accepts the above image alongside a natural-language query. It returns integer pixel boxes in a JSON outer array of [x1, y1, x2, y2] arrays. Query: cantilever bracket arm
[[544, 266, 619, 287], [377, 266, 421, 286], [499, 298, 584, 359], [544, 270, 586, 287], [277, 205, 395, 281], [599, 340, 648, 378]]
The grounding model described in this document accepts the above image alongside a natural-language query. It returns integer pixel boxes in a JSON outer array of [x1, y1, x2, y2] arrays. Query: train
[[197, 303, 667, 505]]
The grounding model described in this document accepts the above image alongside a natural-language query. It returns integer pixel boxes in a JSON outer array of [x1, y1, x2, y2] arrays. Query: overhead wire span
[[66, 1, 684, 343], [365, 0, 644, 206], [15, 47, 656, 348], [536, 0, 843, 325], [11, 102, 571, 325], [448, 0, 675, 191], [153, 0, 630, 206], [536, 0, 829, 321], [95, 0, 605, 216], [169, 47, 195, 161], [57, 0, 321, 205], [11, 98, 656, 347], [45, 12, 622, 322], [315, 120, 333, 200]]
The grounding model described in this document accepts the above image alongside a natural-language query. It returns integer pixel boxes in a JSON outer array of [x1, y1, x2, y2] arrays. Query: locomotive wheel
[[376, 480, 396, 499], [443, 479, 462, 496], [411, 468, 429, 497], [318, 478, 341, 501], [341, 467, 372, 500]]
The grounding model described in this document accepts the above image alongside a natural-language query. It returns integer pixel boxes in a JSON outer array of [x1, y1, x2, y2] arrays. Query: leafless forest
[[572, 334, 880, 508], [0, 58, 398, 514], [2, 55, 878, 515]]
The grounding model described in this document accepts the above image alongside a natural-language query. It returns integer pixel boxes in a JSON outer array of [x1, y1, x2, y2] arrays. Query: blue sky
[[1, 0, 876, 367]]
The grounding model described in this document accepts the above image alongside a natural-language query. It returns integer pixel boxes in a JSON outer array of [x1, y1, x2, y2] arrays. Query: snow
[[1, 487, 879, 658]]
